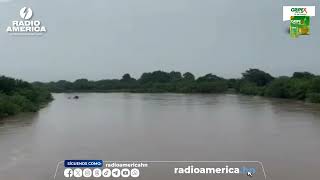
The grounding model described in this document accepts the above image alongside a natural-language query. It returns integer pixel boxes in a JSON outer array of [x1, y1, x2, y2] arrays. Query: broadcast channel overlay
[[282, 6, 315, 38], [0, 0, 319, 180], [54, 160, 266, 180]]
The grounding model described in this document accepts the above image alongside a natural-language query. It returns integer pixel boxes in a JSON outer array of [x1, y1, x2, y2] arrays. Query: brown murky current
[[0, 93, 320, 180]]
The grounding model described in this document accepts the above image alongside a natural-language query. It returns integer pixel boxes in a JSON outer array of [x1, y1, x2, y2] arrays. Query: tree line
[[34, 69, 320, 103], [0, 76, 53, 118]]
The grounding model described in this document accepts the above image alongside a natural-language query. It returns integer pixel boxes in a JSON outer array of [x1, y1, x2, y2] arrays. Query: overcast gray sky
[[0, 0, 319, 82]]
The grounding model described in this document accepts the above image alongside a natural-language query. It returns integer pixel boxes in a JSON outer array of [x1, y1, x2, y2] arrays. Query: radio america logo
[[20, 7, 33, 20], [6, 7, 47, 35]]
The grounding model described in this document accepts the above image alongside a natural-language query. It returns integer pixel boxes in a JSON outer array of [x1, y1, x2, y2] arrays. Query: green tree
[[239, 81, 264, 96], [265, 77, 290, 98], [121, 74, 136, 82], [309, 77, 320, 93], [169, 71, 182, 82], [306, 77, 320, 103], [183, 72, 195, 81], [197, 73, 224, 82], [242, 69, 274, 86], [0, 76, 16, 94], [73, 79, 93, 90], [139, 71, 171, 84], [292, 72, 315, 79]]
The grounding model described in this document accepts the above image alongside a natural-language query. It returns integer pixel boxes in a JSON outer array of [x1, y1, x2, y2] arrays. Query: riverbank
[[0, 76, 53, 119], [35, 69, 320, 103]]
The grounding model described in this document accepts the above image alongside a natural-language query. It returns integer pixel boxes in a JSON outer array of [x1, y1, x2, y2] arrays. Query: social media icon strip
[[64, 168, 73, 177], [102, 168, 112, 177], [131, 168, 140, 178], [121, 168, 130, 178], [83, 168, 92, 178], [74, 168, 83, 177], [112, 168, 121, 178], [64, 167, 141, 178], [93, 168, 102, 178]]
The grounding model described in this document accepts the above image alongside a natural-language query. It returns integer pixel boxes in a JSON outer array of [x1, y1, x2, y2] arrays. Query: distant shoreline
[[34, 69, 320, 104], [2, 68, 320, 120]]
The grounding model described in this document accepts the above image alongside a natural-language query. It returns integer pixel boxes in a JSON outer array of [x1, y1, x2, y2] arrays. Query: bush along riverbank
[[0, 76, 53, 118], [34, 68, 320, 103], [232, 70, 320, 103]]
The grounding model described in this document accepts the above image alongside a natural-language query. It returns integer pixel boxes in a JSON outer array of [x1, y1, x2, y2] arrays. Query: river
[[0, 93, 320, 179]]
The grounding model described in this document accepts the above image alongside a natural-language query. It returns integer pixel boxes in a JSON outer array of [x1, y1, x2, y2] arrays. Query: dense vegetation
[[35, 71, 228, 93], [0, 76, 53, 118], [231, 69, 320, 103], [2, 69, 318, 118], [35, 69, 320, 103]]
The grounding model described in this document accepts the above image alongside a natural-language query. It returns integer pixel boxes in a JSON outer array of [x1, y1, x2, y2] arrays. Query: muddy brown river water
[[0, 93, 320, 180]]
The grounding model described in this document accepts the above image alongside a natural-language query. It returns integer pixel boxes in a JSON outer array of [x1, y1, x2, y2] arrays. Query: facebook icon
[[64, 168, 73, 177]]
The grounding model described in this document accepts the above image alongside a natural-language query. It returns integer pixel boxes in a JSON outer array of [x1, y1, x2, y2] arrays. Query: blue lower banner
[[64, 160, 103, 168], [54, 161, 267, 179]]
